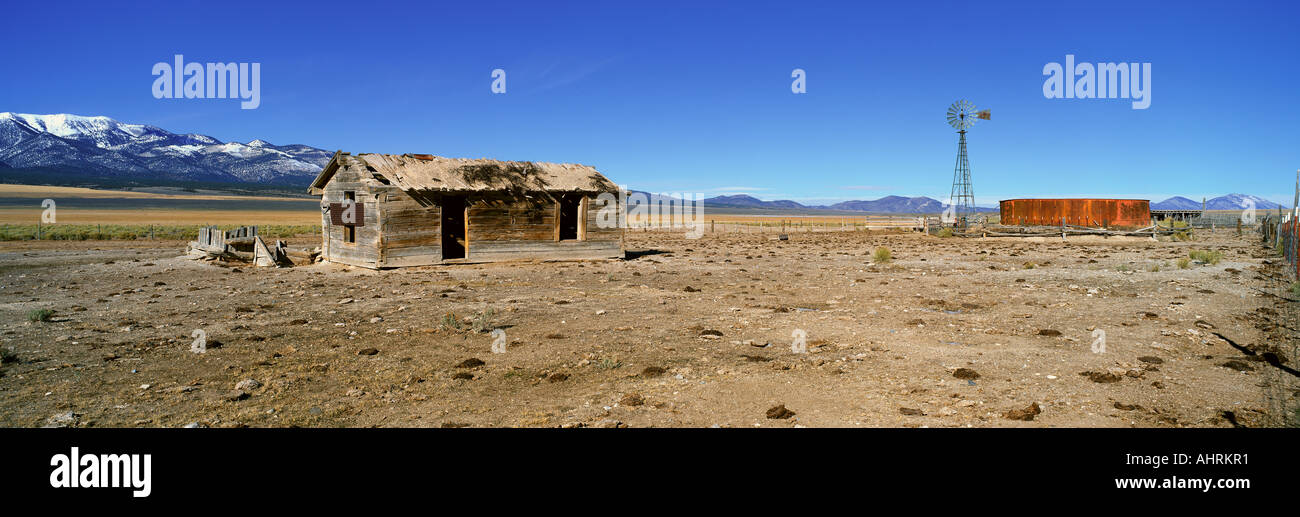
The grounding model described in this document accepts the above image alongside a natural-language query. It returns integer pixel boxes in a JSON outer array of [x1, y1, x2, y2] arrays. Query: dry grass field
[[0, 225, 1294, 429], [0, 183, 320, 225], [0, 184, 310, 201], [0, 209, 321, 226]]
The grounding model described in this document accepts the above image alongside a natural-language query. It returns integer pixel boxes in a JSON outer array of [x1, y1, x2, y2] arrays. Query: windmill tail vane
[[977, 109, 991, 120]]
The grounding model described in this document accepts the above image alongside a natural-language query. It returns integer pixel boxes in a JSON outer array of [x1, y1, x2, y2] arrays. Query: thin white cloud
[[533, 57, 619, 93]]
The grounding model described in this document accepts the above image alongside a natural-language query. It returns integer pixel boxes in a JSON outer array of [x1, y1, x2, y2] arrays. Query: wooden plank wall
[[464, 193, 622, 262], [319, 163, 624, 267], [374, 186, 442, 267], [320, 167, 382, 268]]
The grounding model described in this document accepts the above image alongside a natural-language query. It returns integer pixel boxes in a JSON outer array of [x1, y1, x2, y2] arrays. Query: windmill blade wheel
[[946, 100, 979, 130]]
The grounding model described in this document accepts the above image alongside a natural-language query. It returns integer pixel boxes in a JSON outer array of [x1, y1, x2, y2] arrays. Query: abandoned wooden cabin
[[307, 151, 623, 268]]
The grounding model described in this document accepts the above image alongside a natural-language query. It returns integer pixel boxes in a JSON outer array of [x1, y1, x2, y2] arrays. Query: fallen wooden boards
[[188, 225, 318, 267], [252, 235, 280, 267]]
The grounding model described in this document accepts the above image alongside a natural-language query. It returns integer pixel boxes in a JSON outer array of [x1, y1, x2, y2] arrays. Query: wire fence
[[1258, 206, 1299, 426], [1270, 214, 1299, 280]]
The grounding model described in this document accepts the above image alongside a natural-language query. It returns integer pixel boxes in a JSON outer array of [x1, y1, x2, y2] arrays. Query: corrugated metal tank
[[999, 199, 1151, 229]]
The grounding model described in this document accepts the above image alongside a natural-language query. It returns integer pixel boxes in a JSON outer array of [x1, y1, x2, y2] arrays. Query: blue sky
[[3, 0, 1298, 205]]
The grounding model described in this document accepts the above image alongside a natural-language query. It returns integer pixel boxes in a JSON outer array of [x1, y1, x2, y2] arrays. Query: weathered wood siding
[[375, 187, 442, 267], [318, 164, 622, 267], [320, 166, 382, 268], [464, 193, 622, 262]]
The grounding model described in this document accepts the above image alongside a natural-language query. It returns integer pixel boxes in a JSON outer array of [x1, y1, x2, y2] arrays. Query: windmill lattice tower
[[946, 100, 990, 227]]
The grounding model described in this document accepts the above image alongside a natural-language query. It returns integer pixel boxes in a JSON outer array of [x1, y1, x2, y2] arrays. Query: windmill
[[945, 100, 990, 227]]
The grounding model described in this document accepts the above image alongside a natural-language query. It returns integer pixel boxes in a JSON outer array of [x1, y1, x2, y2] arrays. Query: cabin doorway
[[441, 196, 466, 260], [558, 195, 580, 241]]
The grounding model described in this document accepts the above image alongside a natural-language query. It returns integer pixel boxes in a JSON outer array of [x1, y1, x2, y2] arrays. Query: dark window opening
[[558, 195, 580, 241], [441, 196, 466, 260]]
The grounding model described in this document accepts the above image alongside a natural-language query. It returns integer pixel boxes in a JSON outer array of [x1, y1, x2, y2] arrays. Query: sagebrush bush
[[873, 247, 892, 263], [1189, 249, 1222, 265], [440, 312, 462, 331], [27, 309, 53, 322], [470, 308, 498, 333]]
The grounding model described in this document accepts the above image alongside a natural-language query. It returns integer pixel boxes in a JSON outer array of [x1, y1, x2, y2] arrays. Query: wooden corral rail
[[974, 223, 1179, 238]]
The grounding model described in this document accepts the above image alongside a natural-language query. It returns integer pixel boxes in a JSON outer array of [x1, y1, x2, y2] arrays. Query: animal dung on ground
[[766, 405, 795, 419], [952, 368, 981, 380], [1003, 402, 1042, 421]]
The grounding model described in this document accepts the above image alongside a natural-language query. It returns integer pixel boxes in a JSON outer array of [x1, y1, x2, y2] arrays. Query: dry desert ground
[[0, 228, 1295, 428]]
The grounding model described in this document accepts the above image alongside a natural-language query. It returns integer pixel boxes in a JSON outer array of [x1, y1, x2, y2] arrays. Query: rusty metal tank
[[999, 199, 1151, 229]]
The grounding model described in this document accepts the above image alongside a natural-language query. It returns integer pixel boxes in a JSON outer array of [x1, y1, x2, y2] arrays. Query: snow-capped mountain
[[0, 113, 331, 185], [1205, 193, 1281, 210], [1152, 194, 1283, 210]]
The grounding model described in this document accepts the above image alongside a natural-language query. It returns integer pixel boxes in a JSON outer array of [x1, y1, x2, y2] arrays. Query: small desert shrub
[[873, 247, 892, 263], [1189, 249, 1222, 265], [1147, 263, 1160, 272], [27, 309, 53, 322], [1176, 257, 1191, 269], [440, 312, 462, 331], [1022, 262, 1036, 270], [936, 227, 954, 238], [470, 308, 498, 333], [1291, 282, 1300, 297], [596, 358, 624, 370], [1116, 264, 1131, 272], [0, 347, 17, 364]]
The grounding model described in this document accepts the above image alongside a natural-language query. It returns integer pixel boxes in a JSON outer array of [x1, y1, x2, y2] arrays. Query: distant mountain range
[[0, 112, 331, 186], [692, 193, 1290, 214], [0, 113, 1288, 212], [1151, 194, 1284, 210], [696, 194, 997, 213]]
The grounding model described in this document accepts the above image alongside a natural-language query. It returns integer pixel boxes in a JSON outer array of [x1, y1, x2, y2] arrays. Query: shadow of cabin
[[307, 151, 623, 269]]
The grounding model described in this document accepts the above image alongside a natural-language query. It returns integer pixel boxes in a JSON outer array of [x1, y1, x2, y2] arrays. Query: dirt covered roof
[[309, 151, 617, 195]]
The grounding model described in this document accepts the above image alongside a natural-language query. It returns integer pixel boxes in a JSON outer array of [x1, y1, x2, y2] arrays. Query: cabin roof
[[308, 151, 617, 195]]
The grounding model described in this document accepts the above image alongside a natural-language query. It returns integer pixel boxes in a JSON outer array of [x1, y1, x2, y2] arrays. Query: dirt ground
[[0, 229, 1296, 428]]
